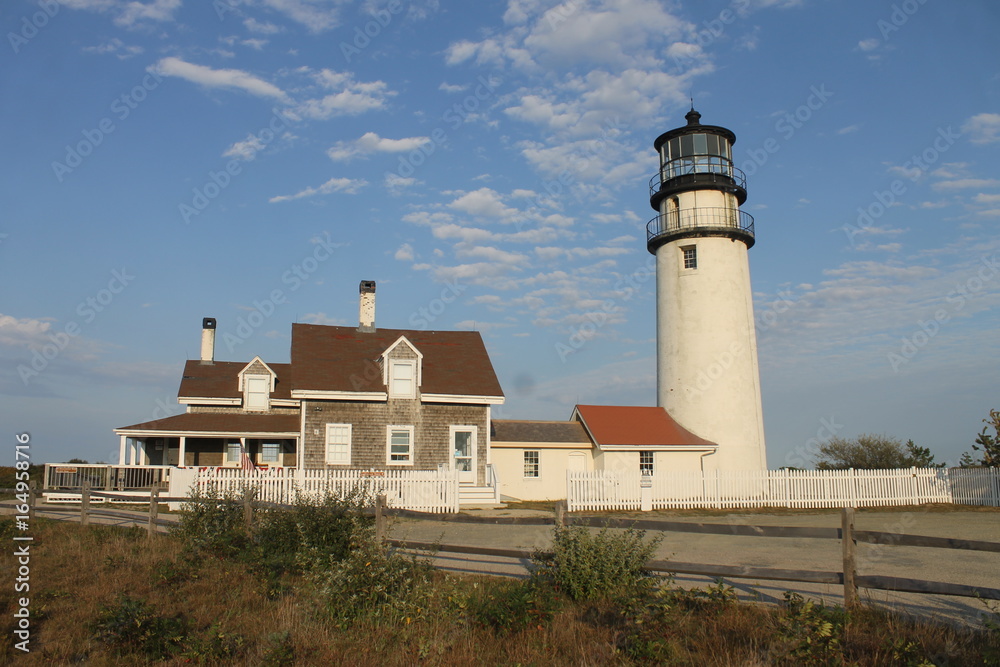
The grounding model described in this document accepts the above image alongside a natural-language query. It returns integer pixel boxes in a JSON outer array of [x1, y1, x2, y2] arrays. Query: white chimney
[[358, 281, 376, 332], [200, 317, 216, 363]]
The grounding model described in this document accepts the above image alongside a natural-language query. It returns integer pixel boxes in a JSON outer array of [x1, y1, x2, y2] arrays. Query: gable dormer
[[238, 356, 277, 411], [380, 336, 423, 400]]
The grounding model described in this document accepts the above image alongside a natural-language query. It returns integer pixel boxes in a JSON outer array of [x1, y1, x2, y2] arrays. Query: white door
[[451, 427, 477, 484]]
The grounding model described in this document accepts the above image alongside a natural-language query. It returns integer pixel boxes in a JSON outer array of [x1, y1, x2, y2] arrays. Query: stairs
[[458, 484, 505, 509]]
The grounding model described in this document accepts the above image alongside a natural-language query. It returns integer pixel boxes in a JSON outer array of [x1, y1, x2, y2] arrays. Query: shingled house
[[114, 282, 505, 499]]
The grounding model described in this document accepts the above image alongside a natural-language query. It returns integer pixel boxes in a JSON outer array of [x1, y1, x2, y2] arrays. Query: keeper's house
[[114, 282, 505, 501]]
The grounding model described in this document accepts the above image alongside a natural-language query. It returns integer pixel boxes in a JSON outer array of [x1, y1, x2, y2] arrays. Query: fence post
[[81, 482, 91, 527], [242, 488, 254, 530], [841, 507, 857, 609], [555, 499, 566, 527], [148, 488, 159, 538], [375, 493, 386, 543], [27, 481, 37, 521]]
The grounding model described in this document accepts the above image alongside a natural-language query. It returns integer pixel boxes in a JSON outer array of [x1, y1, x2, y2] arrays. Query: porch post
[[177, 436, 187, 467], [119, 435, 127, 465]]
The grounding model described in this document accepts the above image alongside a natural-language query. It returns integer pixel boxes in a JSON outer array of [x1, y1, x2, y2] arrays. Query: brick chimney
[[200, 317, 216, 363], [358, 281, 376, 332]]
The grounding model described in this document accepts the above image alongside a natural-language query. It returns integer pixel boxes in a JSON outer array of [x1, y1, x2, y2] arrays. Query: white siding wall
[[492, 447, 593, 501]]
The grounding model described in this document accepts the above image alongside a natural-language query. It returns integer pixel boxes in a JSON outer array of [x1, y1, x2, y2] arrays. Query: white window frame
[[224, 440, 241, 467], [244, 374, 270, 411], [386, 425, 414, 465], [523, 450, 540, 478], [260, 441, 281, 465], [325, 423, 352, 466], [681, 245, 697, 270], [640, 451, 654, 476], [388, 360, 417, 399]]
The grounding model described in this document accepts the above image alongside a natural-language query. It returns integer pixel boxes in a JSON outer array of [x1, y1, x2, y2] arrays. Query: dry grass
[[0, 517, 996, 666]]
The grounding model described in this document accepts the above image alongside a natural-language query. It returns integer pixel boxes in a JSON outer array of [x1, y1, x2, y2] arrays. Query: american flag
[[239, 442, 258, 473]]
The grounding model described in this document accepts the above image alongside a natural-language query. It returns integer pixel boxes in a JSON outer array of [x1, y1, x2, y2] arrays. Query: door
[[450, 426, 477, 484]]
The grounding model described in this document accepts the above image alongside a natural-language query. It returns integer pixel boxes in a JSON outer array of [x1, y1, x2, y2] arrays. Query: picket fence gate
[[566, 467, 1000, 512], [192, 467, 460, 513]]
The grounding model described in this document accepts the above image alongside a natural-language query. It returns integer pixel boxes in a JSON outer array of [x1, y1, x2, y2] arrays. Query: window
[[524, 450, 539, 478], [387, 426, 413, 465], [389, 361, 416, 398], [640, 451, 654, 476], [261, 442, 281, 464], [245, 375, 269, 410], [325, 424, 352, 465], [225, 441, 241, 465], [682, 245, 697, 269]]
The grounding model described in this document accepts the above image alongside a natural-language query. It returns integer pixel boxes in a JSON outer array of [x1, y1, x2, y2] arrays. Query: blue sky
[[2, 0, 998, 468]]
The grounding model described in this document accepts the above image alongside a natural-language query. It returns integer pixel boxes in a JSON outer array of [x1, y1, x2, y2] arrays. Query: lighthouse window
[[682, 246, 698, 269], [693, 133, 708, 155]]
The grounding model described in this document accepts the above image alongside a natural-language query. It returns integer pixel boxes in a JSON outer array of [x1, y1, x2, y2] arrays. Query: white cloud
[[327, 132, 430, 161], [269, 177, 368, 202], [447, 188, 520, 220], [439, 82, 467, 93], [932, 178, 1000, 191], [962, 113, 1000, 145], [297, 70, 394, 119], [837, 124, 860, 135], [115, 0, 181, 27], [857, 38, 880, 52], [223, 133, 267, 161], [244, 17, 283, 34], [150, 57, 290, 102], [260, 0, 344, 33], [973, 193, 1000, 205], [384, 173, 418, 195], [394, 243, 415, 261], [82, 37, 143, 59]]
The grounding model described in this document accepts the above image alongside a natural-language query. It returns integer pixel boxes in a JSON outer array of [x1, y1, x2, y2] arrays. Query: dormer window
[[389, 361, 416, 398], [238, 356, 277, 412], [245, 375, 270, 411]]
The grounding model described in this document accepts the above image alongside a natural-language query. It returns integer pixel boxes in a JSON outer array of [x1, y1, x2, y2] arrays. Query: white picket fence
[[567, 467, 1000, 512], [192, 467, 460, 513]]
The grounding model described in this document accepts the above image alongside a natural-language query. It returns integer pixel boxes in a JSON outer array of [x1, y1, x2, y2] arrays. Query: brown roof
[[116, 412, 300, 434], [290, 324, 504, 397], [491, 420, 591, 444], [573, 405, 716, 448], [178, 360, 292, 400]]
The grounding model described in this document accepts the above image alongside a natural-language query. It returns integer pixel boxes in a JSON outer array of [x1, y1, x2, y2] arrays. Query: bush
[[90, 594, 188, 660], [249, 486, 375, 575], [172, 488, 247, 558], [310, 533, 436, 628], [467, 578, 560, 634], [772, 592, 848, 665], [531, 525, 662, 602]]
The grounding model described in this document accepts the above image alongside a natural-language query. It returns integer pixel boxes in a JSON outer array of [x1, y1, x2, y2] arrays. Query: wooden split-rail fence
[[5, 483, 999, 610]]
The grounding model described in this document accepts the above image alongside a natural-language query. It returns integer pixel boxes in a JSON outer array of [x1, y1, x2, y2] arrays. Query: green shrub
[[467, 578, 560, 634], [260, 630, 295, 666], [172, 487, 247, 558], [90, 594, 188, 660], [531, 525, 662, 602], [772, 591, 848, 665], [249, 486, 375, 575], [310, 533, 435, 628], [181, 623, 248, 663]]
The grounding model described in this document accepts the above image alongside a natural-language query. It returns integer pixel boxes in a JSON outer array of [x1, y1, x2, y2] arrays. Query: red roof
[[178, 360, 292, 400], [290, 324, 503, 397], [573, 405, 716, 448], [116, 412, 300, 435]]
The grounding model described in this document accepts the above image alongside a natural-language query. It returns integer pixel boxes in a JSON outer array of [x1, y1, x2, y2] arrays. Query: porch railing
[[43, 464, 172, 491]]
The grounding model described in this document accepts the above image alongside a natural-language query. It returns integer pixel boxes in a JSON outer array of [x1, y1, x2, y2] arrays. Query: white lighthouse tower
[[648, 108, 767, 470]]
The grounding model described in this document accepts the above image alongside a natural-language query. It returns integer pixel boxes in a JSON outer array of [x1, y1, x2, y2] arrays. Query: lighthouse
[[647, 108, 767, 470]]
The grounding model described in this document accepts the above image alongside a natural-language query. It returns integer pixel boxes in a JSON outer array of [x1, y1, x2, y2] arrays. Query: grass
[[1, 514, 997, 665]]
